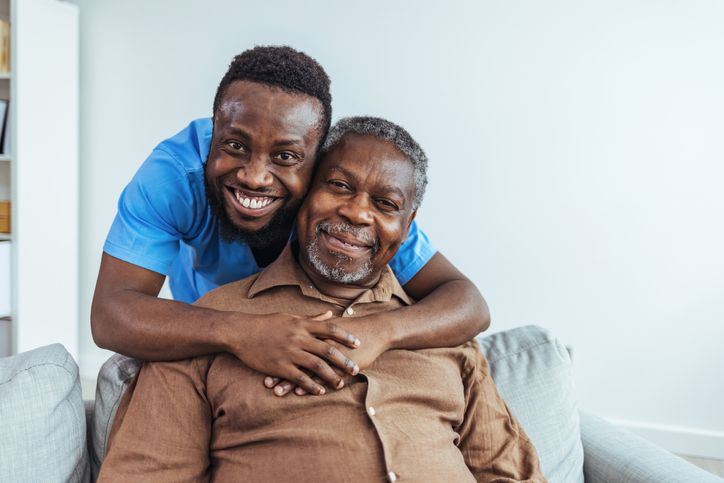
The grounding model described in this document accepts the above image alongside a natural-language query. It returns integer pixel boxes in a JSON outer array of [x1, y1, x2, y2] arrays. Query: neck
[[250, 224, 294, 268], [294, 244, 382, 301]]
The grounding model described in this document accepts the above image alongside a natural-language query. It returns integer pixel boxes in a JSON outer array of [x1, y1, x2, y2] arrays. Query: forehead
[[319, 134, 415, 197], [216, 80, 323, 138]]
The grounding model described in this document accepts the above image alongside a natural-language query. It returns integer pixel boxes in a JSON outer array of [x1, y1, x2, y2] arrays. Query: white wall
[[69, 0, 724, 457]]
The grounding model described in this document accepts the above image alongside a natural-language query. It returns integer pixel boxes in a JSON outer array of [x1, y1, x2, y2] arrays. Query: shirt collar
[[248, 243, 412, 307]]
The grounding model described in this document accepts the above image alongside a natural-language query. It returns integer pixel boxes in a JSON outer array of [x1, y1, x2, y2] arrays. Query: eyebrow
[[224, 127, 302, 147], [328, 164, 407, 200]]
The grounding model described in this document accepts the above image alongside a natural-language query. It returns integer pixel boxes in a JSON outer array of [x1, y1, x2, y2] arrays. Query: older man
[[97, 117, 546, 483]]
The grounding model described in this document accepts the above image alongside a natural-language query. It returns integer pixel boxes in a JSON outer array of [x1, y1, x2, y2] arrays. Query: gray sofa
[[1, 325, 721, 482]]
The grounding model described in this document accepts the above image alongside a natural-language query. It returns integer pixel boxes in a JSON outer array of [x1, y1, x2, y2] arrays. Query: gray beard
[[305, 221, 379, 284]]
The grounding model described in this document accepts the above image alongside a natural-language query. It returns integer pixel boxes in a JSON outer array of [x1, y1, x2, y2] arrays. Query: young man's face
[[204, 80, 324, 247], [296, 133, 417, 287]]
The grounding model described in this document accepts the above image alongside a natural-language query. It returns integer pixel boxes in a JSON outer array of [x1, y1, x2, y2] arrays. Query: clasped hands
[[233, 310, 386, 397]]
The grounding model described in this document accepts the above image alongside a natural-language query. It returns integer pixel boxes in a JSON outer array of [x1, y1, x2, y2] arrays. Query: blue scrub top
[[103, 118, 437, 304]]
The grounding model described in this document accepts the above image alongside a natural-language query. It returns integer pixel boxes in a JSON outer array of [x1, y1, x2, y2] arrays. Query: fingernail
[[336, 380, 344, 389], [354, 338, 361, 347], [352, 365, 359, 376], [275, 387, 283, 396], [318, 387, 325, 395]]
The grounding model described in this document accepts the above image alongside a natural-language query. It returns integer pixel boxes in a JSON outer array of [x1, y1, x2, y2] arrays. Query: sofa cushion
[[89, 353, 142, 482], [476, 325, 584, 483], [0, 343, 90, 483]]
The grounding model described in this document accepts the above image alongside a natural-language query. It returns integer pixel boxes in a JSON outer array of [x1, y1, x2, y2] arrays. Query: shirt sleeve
[[388, 219, 437, 286], [456, 343, 548, 483], [103, 147, 207, 276], [97, 357, 214, 483]]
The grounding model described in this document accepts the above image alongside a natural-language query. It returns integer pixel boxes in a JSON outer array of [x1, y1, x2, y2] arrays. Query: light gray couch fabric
[[477, 325, 585, 483], [0, 343, 90, 483], [580, 410, 723, 483], [89, 353, 142, 482]]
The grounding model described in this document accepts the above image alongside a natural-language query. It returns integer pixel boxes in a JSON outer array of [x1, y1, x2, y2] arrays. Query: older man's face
[[296, 133, 417, 286]]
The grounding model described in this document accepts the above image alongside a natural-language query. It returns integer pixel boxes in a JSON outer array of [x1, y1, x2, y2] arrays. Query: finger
[[287, 368, 326, 396], [265, 376, 281, 388], [308, 339, 359, 377], [309, 320, 360, 349], [273, 380, 297, 397], [310, 310, 333, 321], [295, 374, 325, 396]]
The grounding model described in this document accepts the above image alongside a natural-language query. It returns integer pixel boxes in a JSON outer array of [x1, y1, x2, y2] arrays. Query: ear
[[400, 209, 417, 244]]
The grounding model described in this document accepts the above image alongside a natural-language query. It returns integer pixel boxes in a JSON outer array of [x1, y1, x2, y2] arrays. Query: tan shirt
[[98, 245, 546, 483]]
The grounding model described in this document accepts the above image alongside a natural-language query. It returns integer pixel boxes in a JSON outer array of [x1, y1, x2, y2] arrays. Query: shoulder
[[121, 118, 213, 234], [151, 118, 213, 175], [193, 273, 263, 311]]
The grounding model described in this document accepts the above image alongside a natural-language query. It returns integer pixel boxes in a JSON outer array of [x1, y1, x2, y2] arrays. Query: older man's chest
[[204, 349, 471, 482]]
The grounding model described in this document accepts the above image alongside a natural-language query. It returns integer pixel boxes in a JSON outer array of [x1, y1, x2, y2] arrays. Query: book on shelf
[[0, 20, 9, 74], [0, 99, 8, 155]]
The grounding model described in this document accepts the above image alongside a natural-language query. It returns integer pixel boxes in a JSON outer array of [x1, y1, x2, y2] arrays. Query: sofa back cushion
[[89, 353, 142, 482], [0, 343, 90, 483], [477, 325, 584, 483]]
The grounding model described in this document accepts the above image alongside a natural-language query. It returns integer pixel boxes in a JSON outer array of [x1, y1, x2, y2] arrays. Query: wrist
[[364, 311, 400, 352]]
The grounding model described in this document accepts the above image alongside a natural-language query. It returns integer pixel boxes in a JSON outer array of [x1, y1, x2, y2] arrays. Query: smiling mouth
[[323, 231, 371, 253], [315, 221, 380, 259], [226, 187, 281, 214]]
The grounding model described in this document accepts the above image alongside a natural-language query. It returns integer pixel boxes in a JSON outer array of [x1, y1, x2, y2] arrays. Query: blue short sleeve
[[388, 220, 437, 286], [103, 153, 207, 276]]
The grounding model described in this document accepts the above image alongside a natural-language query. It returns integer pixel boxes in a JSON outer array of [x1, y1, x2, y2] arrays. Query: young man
[[92, 46, 490, 396], [97, 117, 545, 483]]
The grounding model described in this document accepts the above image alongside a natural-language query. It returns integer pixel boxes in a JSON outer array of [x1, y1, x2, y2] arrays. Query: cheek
[[377, 220, 407, 253], [278, 167, 314, 199]]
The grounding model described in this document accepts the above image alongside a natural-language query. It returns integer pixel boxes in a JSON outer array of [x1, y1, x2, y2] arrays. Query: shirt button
[[368, 407, 376, 416], [347, 307, 355, 315], [387, 472, 397, 482]]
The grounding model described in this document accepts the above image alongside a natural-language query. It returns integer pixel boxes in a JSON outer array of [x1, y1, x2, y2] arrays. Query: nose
[[337, 193, 374, 226], [236, 154, 273, 190]]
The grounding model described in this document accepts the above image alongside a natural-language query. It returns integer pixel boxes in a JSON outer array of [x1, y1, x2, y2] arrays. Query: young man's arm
[[347, 251, 489, 366], [268, 251, 490, 395], [91, 253, 362, 395]]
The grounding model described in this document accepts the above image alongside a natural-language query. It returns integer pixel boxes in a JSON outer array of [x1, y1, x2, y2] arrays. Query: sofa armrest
[[579, 410, 722, 482]]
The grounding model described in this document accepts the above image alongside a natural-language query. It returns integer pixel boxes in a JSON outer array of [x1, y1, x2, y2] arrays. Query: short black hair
[[213, 45, 332, 146]]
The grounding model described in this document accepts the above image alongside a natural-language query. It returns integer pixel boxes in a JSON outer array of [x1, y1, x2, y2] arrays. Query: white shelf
[[0, 155, 10, 161], [0, 73, 9, 80]]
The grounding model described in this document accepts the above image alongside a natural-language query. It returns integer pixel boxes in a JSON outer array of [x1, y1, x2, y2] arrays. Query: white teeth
[[236, 190, 272, 209]]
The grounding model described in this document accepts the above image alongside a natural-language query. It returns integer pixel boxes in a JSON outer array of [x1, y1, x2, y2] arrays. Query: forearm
[[91, 289, 236, 361], [384, 278, 489, 351]]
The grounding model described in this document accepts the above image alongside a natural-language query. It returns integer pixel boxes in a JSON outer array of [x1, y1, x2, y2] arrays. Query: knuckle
[[313, 359, 326, 371], [324, 344, 336, 358], [294, 373, 308, 385], [325, 322, 338, 334]]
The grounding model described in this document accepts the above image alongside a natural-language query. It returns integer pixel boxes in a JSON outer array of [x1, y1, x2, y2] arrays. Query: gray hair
[[320, 116, 428, 210]]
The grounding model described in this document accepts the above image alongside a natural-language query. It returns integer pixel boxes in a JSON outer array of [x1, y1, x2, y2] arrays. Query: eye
[[273, 152, 299, 166], [328, 180, 350, 191], [376, 198, 399, 210], [227, 141, 246, 152]]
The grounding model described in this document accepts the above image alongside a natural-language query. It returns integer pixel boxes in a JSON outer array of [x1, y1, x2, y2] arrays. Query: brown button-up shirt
[[98, 245, 546, 483]]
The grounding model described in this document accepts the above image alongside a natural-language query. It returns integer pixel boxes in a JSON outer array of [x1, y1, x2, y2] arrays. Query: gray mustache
[[315, 221, 380, 254]]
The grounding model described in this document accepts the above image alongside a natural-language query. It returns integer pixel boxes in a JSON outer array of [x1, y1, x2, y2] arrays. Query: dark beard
[[203, 172, 299, 249]]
